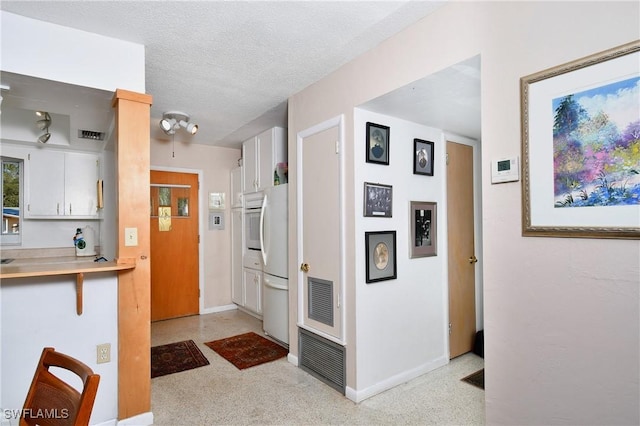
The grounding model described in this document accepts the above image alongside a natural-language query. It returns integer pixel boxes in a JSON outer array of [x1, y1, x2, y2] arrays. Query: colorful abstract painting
[[553, 76, 640, 208]]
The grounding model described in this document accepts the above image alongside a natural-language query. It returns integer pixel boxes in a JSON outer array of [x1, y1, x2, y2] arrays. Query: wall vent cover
[[78, 130, 105, 140], [299, 328, 345, 394], [308, 277, 333, 326]]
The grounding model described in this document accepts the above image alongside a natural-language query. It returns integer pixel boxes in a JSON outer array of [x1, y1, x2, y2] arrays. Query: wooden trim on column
[[112, 88, 153, 420]]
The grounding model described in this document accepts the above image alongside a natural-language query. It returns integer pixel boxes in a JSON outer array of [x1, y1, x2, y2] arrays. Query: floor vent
[[298, 328, 345, 395]]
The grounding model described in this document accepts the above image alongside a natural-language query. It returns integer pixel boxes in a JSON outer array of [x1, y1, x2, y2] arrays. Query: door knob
[[300, 263, 310, 273], [469, 256, 478, 264]]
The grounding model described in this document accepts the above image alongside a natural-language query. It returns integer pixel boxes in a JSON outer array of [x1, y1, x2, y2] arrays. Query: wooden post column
[[112, 89, 153, 419]]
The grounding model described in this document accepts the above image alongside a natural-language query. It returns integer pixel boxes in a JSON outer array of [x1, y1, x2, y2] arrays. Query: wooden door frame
[[444, 134, 483, 355], [150, 165, 204, 315]]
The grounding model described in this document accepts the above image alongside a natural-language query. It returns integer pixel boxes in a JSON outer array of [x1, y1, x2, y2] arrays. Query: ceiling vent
[[78, 129, 105, 141]]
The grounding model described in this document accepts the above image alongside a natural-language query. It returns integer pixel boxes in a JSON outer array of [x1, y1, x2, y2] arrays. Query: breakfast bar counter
[[1, 249, 135, 315]]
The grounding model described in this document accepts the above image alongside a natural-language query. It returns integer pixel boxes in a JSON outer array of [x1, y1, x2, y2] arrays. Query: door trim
[[150, 165, 204, 315], [296, 114, 346, 345], [444, 133, 483, 341]]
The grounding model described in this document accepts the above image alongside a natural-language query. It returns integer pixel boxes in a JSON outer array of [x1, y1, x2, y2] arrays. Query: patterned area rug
[[462, 368, 485, 390], [205, 332, 288, 370], [151, 339, 210, 378]]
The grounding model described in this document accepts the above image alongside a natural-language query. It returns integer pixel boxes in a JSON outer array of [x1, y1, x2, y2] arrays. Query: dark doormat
[[205, 332, 288, 370], [151, 339, 210, 378], [461, 368, 485, 390]]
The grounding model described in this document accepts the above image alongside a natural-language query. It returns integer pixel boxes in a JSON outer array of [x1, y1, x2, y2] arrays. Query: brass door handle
[[300, 263, 310, 273], [469, 256, 478, 264]]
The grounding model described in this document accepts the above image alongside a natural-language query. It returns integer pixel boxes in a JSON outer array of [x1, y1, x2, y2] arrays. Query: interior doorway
[[150, 169, 200, 321], [446, 140, 478, 358]]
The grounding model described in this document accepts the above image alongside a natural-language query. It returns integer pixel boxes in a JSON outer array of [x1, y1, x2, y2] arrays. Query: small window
[[1, 157, 23, 245]]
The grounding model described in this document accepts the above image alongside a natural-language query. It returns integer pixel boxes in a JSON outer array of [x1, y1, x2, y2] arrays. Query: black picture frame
[[413, 139, 434, 176], [365, 231, 397, 283], [410, 201, 437, 258], [363, 182, 392, 217], [366, 122, 390, 165]]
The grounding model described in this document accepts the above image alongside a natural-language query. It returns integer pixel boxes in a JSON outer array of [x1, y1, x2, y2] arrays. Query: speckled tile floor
[[151, 310, 485, 425]]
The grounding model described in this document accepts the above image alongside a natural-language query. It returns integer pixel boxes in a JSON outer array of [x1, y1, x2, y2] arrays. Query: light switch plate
[[125, 227, 138, 246]]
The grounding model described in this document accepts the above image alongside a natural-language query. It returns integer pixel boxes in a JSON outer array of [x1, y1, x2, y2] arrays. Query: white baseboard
[[200, 304, 237, 315], [115, 411, 153, 426], [345, 356, 448, 403], [287, 353, 299, 366]]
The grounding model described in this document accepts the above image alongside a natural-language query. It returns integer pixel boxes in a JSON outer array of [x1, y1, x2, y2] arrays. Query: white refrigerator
[[260, 184, 289, 345]]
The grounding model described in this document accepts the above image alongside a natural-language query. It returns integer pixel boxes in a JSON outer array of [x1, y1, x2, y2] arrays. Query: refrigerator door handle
[[264, 276, 288, 291], [259, 193, 268, 265]]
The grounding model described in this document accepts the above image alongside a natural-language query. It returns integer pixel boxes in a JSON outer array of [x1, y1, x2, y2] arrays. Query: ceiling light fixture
[[159, 111, 198, 135], [35, 111, 51, 143]]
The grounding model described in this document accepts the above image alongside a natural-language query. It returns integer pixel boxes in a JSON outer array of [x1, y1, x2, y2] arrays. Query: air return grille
[[78, 130, 105, 140], [299, 328, 345, 394], [308, 277, 333, 326]]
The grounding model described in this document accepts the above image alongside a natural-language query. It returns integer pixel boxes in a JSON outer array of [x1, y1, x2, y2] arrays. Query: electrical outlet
[[97, 343, 111, 364]]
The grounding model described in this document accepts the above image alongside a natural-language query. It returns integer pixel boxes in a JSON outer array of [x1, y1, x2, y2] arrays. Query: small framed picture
[[363, 182, 392, 217], [410, 201, 437, 258], [413, 139, 434, 176], [365, 231, 397, 283], [366, 122, 390, 165]]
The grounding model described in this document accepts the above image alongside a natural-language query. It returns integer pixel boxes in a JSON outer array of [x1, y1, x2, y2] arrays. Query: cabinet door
[[230, 166, 243, 208], [242, 137, 258, 193], [257, 127, 287, 191], [231, 209, 244, 305], [26, 150, 65, 216], [257, 128, 274, 190], [243, 267, 262, 314], [64, 152, 99, 216]]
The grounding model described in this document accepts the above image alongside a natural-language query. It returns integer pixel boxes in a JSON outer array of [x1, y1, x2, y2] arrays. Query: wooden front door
[[150, 170, 199, 321], [447, 141, 477, 358]]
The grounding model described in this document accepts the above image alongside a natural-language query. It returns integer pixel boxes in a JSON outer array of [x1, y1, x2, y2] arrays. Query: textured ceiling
[[1, 1, 468, 149]]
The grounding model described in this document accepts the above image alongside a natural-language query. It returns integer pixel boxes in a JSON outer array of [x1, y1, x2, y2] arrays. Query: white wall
[[1, 11, 144, 93], [352, 109, 448, 400], [1, 274, 118, 425], [150, 137, 241, 311], [288, 1, 639, 423], [1, 11, 145, 425]]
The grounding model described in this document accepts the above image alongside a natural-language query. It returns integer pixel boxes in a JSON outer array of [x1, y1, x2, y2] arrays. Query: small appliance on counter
[[73, 226, 96, 257]]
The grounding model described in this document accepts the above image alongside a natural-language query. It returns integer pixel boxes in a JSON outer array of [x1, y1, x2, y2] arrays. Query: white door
[[298, 117, 343, 341]]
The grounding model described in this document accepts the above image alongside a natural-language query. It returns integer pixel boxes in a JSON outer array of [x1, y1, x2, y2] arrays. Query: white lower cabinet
[[242, 267, 262, 316]]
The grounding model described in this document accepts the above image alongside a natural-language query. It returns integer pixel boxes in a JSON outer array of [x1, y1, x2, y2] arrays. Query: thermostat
[[491, 156, 519, 184]]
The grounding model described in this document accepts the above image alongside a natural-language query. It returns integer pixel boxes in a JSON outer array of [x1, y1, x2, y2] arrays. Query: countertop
[[0, 257, 135, 279], [0, 248, 135, 279], [0, 249, 136, 315]]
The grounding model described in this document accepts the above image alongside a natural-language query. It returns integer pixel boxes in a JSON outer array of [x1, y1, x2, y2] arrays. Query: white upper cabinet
[[230, 166, 243, 208], [26, 150, 100, 218], [242, 126, 287, 193]]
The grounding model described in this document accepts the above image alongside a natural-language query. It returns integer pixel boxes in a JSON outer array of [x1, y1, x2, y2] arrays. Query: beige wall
[[150, 137, 241, 310], [288, 1, 639, 423]]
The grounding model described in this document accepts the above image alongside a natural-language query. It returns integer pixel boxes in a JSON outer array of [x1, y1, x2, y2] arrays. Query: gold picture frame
[[521, 40, 640, 239]]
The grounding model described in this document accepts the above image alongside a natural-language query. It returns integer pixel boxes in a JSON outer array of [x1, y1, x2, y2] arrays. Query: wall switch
[[97, 343, 111, 364], [124, 227, 138, 246]]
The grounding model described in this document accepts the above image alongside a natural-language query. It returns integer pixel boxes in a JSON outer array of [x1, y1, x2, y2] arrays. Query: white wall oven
[[244, 193, 263, 252]]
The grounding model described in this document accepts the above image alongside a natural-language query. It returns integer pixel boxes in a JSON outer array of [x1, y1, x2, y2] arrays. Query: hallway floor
[[151, 310, 485, 425]]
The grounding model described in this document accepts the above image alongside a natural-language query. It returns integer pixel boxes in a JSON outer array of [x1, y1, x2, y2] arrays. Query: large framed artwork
[[365, 231, 397, 283], [409, 201, 437, 258], [521, 40, 640, 239], [366, 122, 390, 165]]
